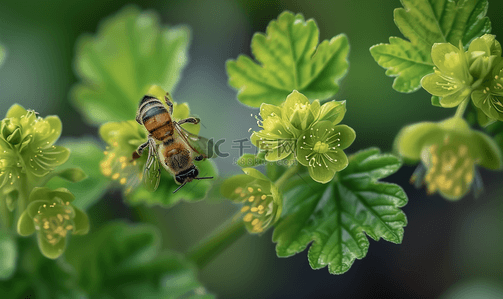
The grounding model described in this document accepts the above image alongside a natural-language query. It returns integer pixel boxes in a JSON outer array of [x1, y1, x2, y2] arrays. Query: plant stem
[[455, 98, 469, 119], [14, 175, 29, 230], [187, 216, 246, 269], [274, 163, 301, 189]]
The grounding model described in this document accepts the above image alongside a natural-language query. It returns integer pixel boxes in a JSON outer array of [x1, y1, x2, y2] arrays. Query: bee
[[132, 91, 213, 193]]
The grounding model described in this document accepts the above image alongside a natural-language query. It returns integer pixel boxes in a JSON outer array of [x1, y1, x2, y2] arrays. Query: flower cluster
[[422, 34, 503, 122], [17, 187, 89, 259], [221, 168, 281, 233], [0, 105, 69, 208], [251, 90, 355, 183], [395, 117, 501, 200]]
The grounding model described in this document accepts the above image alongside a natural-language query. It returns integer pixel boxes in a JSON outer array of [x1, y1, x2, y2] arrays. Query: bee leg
[[132, 140, 149, 161], [178, 117, 200, 125], [164, 94, 174, 115]]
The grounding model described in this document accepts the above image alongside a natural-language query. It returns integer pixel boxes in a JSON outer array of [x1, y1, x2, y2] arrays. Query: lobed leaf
[[273, 148, 407, 274], [370, 0, 491, 93], [71, 6, 190, 125], [227, 11, 349, 107], [65, 221, 214, 298]]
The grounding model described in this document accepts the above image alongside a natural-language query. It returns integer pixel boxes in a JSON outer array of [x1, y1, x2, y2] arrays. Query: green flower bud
[[1, 119, 22, 145], [17, 187, 89, 259], [467, 34, 502, 81], [221, 168, 282, 234], [421, 42, 473, 107], [296, 121, 355, 183], [281, 90, 320, 132]]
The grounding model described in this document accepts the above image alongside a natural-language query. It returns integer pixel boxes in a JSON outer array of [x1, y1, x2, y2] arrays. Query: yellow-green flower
[[0, 105, 69, 210], [17, 187, 89, 259], [395, 117, 501, 200], [251, 90, 348, 162], [471, 60, 503, 122], [420, 138, 476, 199], [221, 168, 281, 234], [296, 121, 355, 183], [422, 42, 473, 107]]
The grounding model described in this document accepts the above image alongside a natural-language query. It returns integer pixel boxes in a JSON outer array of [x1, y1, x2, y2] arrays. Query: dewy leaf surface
[[370, 0, 491, 93], [227, 11, 349, 107], [71, 6, 190, 125], [272, 148, 407, 274]]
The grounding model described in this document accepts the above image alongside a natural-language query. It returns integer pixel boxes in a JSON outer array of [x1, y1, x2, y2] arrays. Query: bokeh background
[[1, 0, 503, 298]]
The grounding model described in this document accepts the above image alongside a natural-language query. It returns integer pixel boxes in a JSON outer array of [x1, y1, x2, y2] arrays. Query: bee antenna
[[173, 182, 187, 193], [195, 176, 213, 180]]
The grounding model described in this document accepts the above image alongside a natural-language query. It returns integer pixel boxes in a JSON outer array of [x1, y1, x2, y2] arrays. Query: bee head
[[175, 165, 199, 184]]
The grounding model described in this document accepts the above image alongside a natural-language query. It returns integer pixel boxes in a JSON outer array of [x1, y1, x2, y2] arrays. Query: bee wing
[[174, 123, 215, 159], [142, 139, 161, 192]]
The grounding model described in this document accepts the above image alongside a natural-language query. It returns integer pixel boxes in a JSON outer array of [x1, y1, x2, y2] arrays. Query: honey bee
[[132, 91, 213, 193]]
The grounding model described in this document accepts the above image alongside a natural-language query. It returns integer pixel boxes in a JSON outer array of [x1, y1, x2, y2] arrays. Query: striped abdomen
[[138, 96, 174, 142], [160, 142, 192, 173]]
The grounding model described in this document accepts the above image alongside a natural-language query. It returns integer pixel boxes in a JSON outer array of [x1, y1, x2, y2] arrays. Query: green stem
[[274, 163, 301, 189], [455, 98, 469, 119], [14, 175, 29, 230], [187, 216, 246, 269]]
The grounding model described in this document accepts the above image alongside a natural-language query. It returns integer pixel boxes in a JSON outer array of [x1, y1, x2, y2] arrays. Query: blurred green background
[[1, 0, 503, 298]]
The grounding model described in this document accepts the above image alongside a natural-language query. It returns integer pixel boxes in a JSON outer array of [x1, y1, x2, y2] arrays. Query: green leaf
[[0, 230, 16, 280], [273, 148, 407, 274], [71, 6, 191, 125], [126, 159, 218, 208], [370, 0, 491, 93], [226, 11, 349, 107], [370, 37, 435, 93], [65, 221, 213, 298], [46, 138, 110, 210]]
